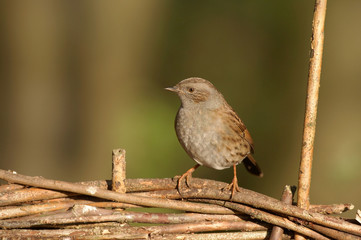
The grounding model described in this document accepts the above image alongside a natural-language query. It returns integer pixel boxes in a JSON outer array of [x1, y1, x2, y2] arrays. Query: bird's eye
[[188, 87, 194, 93]]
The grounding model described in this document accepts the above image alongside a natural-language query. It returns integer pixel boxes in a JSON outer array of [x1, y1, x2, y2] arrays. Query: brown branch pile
[[0, 169, 359, 240]]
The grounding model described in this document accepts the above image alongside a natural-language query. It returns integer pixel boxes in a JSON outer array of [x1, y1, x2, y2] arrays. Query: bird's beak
[[165, 86, 179, 93]]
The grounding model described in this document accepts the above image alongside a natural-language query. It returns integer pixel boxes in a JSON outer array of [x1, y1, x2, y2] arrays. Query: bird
[[165, 77, 263, 197]]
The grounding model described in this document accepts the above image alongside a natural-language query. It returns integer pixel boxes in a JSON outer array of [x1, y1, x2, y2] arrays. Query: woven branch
[[0, 169, 360, 240]]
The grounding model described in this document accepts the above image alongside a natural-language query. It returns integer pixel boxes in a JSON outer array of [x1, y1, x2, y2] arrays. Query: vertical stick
[[112, 148, 126, 193], [296, 0, 327, 239], [269, 185, 293, 240]]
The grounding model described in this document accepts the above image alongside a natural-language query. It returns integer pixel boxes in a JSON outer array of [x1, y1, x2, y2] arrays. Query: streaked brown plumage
[[166, 77, 262, 196]]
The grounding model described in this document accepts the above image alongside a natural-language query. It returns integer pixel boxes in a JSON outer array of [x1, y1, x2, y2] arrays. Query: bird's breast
[[175, 107, 245, 170]]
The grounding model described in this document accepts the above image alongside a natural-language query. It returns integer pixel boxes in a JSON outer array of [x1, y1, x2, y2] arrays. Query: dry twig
[[0, 228, 287, 240], [297, 0, 327, 238], [297, 0, 327, 212], [270, 185, 294, 240], [112, 148, 126, 193], [0, 183, 24, 192], [0, 207, 263, 230], [180, 188, 361, 236], [310, 204, 354, 215]]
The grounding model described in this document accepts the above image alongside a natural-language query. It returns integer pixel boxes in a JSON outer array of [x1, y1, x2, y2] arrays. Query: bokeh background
[[1, 1, 360, 217]]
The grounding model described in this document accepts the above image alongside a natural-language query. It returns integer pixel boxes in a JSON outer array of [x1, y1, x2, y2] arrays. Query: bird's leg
[[178, 164, 200, 190], [224, 164, 241, 199]]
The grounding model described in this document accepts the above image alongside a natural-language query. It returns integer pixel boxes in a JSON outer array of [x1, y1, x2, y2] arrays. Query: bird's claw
[[223, 178, 241, 200]]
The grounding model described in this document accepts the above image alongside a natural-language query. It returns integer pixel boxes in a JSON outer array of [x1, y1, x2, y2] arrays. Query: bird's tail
[[242, 155, 263, 177]]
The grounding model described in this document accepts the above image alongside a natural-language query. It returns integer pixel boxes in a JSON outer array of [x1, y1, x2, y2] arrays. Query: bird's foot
[[178, 171, 193, 189], [176, 164, 200, 194], [223, 172, 241, 200]]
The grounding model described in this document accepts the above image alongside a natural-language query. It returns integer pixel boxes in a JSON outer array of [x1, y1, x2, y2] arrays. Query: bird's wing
[[223, 106, 255, 153], [222, 107, 262, 176]]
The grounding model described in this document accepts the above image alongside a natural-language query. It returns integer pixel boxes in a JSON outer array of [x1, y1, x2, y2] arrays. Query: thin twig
[[180, 188, 361, 236], [186, 198, 329, 240], [221, 201, 330, 240], [151, 231, 282, 240], [0, 207, 262, 230], [0, 178, 180, 207], [270, 185, 293, 240], [0, 188, 74, 207], [0, 204, 271, 237], [0, 183, 24, 192], [0, 228, 289, 240], [0, 198, 141, 220], [1, 180, 353, 218], [144, 221, 264, 234], [307, 222, 361, 240], [310, 204, 354, 215], [0, 170, 236, 215], [0, 180, 109, 207], [297, 1, 327, 238], [0, 200, 75, 220], [298, 0, 327, 210], [290, 217, 361, 240], [0, 228, 149, 239]]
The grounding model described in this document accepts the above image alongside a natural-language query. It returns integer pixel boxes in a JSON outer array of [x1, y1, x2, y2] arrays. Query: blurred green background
[[0, 1, 360, 216]]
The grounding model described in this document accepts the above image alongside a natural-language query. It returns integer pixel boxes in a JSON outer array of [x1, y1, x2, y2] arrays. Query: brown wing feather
[[244, 128, 254, 154], [225, 106, 254, 151], [224, 105, 261, 176]]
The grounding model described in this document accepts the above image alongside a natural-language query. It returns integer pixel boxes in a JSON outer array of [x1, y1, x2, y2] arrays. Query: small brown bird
[[166, 77, 263, 196]]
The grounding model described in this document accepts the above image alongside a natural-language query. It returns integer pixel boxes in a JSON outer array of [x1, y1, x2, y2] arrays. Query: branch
[[0, 198, 139, 220], [0, 170, 235, 215], [310, 204, 354, 215], [307, 222, 361, 240], [151, 231, 290, 240], [270, 185, 294, 240], [180, 188, 361, 236], [0, 228, 289, 240], [1, 207, 263, 230], [222, 202, 329, 240], [0, 228, 149, 239], [1, 182, 353, 216], [185, 197, 329, 240], [0, 180, 109, 207], [298, 0, 327, 210], [297, 0, 327, 238], [0, 200, 76, 220], [112, 148, 126, 193], [0, 183, 24, 192]]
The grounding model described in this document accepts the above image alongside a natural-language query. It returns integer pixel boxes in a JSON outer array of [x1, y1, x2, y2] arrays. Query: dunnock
[[166, 77, 263, 196]]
